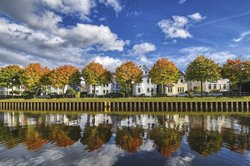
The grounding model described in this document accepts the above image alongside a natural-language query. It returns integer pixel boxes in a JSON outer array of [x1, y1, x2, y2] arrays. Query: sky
[[0, 0, 250, 71]]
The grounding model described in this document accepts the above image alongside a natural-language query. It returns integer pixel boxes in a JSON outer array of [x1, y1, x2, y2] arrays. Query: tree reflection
[[116, 126, 143, 153], [188, 128, 222, 156], [81, 124, 112, 151], [221, 128, 248, 154], [150, 127, 182, 157], [49, 124, 81, 147], [24, 125, 47, 150], [0, 123, 26, 149]]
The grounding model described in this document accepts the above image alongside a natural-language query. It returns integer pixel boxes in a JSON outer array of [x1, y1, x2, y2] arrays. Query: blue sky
[[0, 0, 249, 71]]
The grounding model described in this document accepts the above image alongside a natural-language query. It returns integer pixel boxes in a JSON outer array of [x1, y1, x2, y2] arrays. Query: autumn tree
[[149, 58, 180, 95], [186, 56, 220, 96], [48, 65, 80, 93], [21, 63, 50, 94], [82, 62, 111, 96], [115, 61, 142, 97], [221, 59, 250, 94], [0, 65, 22, 95]]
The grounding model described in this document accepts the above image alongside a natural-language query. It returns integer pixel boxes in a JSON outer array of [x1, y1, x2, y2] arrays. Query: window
[[96, 90, 99, 94], [178, 87, 184, 92], [180, 77, 184, 83], [223, 84, 227, 89], [213, 84, 217, 89], [145, 71, 148, 75], [147, 78, 150, 83], [107, 90, 109, 93], [138, 87, 141, 93], [208, 84, 211, 89], [103, 90, 106, 94], [168, 87, 172, 93], [147, 88, 150, 93]]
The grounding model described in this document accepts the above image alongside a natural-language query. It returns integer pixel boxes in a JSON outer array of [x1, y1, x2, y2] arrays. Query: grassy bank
[[0, 96, 250, 102]]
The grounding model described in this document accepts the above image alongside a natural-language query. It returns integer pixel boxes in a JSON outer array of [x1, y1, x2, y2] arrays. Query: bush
[[66, 88, 77, 95]]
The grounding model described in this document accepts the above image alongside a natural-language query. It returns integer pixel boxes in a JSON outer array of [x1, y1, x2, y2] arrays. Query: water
[[0, 112, 249, 166]]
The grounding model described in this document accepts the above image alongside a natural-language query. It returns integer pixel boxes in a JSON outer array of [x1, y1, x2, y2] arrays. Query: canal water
[[0, 112, 249, 166]]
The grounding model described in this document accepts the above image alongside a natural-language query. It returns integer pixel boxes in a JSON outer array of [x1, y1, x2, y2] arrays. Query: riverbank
[[0, 96, 250, 102], [0, 97, 249, 112]]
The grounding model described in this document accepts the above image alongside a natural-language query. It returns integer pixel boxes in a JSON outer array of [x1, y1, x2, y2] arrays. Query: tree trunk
[[93, 84, 96, 97], [11, 86, 14, 96], [130, 83, 133, 97], [200, 80, 203, 97]]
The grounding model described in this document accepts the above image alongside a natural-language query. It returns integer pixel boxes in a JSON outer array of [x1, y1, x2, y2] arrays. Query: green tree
[[115, 61, 142, 97], [186, 56, 220, 96], [221, 59, 250, 94], [149, 58, 180, 95], [0, 65, 22, 95], [82, 62, 111, 96]]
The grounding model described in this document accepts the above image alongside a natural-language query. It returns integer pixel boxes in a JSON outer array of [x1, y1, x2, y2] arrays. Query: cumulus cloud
[[173, 46, 237, 70], [157, 13, 206, 39], [0, 1, 126, 68], [188, 13, 206, 22], [91, 56, 123, 71], [131, 43, 156, 55]]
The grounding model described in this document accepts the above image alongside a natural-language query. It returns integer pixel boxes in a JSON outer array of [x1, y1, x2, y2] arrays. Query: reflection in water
[[0, 112, 250, 166], [188, 129, 222, 156], [116, 126, 143, 153], [150, 127, 183, 157]]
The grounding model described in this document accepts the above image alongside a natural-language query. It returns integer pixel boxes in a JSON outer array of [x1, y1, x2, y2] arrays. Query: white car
[[177, 93, 188, 97]]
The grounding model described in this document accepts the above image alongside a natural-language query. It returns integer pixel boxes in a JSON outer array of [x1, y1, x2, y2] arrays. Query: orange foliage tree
[[115, 61, 142, 97], [82, 62, 111, 96], [21, 63, 50, 93], [149, 58, 180, 95], [48, 65, 80, 93]]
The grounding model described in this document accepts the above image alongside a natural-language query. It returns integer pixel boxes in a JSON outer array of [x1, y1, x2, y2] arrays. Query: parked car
[[208, 92, 223, 97], [176, 93, 188, 97], [105, 92, 124, 98], [192, 92, 208, 97]]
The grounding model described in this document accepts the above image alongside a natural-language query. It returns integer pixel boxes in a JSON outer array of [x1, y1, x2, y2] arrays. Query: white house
[[165, 71, 188, 96], [188, 78, 230, 92], [86, 74, 121, 96], [132, 65, 157, 97], [0, 86, 25, 95]]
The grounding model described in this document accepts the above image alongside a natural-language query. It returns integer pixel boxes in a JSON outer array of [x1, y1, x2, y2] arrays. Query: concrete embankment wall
[[0, 101, 250, 112]]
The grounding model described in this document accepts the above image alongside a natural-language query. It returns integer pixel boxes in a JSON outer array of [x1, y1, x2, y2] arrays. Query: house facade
[[188, 78, 230, 92], [0, 86, 25, 95], [132, 65, 157, 97], [164, 72, 188, 96], [86, 74, 121, 96]]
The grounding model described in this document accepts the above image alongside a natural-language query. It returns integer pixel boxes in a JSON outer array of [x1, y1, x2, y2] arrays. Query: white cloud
[[99, 0, 122, 13], [58, 23, 125, 51], [174, 46, 237, 70], [232, 31, 250, 42], [179, 0, 187, 4], [188, 13, 206, 22], [157, 13, 206, 39], [131, 43, 156, 55], [91, 56, 123, 71]]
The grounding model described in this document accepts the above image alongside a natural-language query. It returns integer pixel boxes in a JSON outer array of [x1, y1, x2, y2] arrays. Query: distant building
[[188, 78, 230, 92], [0, 86, 25, 95]]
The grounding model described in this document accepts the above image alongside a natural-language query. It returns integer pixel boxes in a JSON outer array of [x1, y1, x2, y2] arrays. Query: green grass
[[0, 96, 250, 102]]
